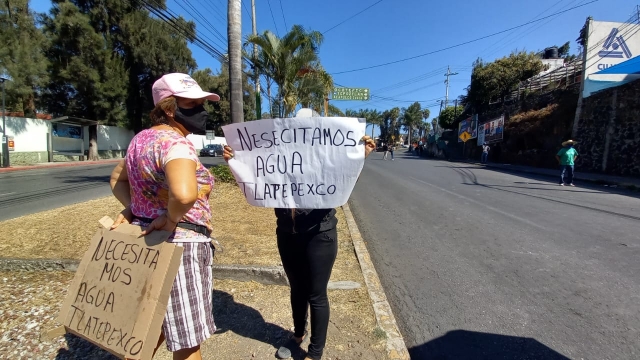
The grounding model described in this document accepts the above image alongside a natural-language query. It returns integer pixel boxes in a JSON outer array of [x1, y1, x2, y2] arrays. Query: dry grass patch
[[0, 197, 123, 260]]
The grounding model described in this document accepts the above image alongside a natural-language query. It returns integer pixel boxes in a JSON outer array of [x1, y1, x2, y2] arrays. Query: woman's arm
[[110, 160, 131, 208], [141, 158, 198, 234]]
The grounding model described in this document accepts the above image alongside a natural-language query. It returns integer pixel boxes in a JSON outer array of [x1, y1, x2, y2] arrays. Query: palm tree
[[247, 25, 323, 117], [228, 0, 243, 123]]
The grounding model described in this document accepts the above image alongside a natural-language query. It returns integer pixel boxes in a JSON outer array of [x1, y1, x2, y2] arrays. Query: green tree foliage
[[41, 0, 128, 125], [247, 25, 324, 117], [0, 0, 49, 116], [42, 0, 197, 131], [438, 105, 464, 130], [464, 51, 544, 113], [401, 102, 423, 143], [192, 64, 256, 134], [327, 104, 344, 116]]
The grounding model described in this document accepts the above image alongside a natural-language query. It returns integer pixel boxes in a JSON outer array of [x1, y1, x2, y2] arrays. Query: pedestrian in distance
[[481, 143, 490, 164], [109, 73, 219, 360], [389, 143, 395, 161], [556, 139, 579, 186], [223, 108, 376, 360], [382, 143, 389, 160]]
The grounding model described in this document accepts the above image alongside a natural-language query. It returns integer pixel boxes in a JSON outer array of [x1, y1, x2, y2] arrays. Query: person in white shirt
[[481, 143, 490, 164]]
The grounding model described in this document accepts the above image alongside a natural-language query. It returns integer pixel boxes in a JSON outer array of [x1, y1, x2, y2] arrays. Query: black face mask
[[175, 105, 208, 135]]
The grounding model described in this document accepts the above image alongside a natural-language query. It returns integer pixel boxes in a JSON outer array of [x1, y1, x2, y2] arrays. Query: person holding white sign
[[223, 109, 375, 360], [110, 73, 219, 360]]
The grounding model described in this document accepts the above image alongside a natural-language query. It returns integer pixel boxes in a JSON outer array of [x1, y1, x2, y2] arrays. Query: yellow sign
[[391, 135, 395, 140], [459, 132, 471, 143]]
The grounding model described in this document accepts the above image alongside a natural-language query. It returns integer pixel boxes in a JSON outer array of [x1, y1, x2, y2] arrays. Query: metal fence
[[490, 60, 583, 105]]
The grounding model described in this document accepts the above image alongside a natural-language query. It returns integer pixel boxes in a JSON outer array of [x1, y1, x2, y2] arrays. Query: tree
[[327, 104, 344, 116], [247, 25, 323, 117], [401, 102, 423, 144], [380, 107, 400, 143], [228, 0, 243, 123], [438, 105, 464, 130], [42, 0, 198, 159], [464, 51, 544, 113], [421, 109, 431, 137], [0, 0, 49, 117]]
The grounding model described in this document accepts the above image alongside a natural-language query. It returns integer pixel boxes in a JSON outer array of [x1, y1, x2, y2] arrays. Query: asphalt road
[[350, 151, 640, 360], [0, 157, 225, 222]]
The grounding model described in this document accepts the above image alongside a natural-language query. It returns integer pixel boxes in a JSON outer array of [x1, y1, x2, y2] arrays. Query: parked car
[[200, 144, 223, 157]]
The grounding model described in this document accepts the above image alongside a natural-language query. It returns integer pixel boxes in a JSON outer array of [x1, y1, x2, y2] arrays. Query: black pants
[[277, 228, 338, 359]]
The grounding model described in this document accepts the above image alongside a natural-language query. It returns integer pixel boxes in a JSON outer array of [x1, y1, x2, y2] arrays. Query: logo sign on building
[[332, 88, 370, 101], [584, 20, 640, 96], [479, 116, 504, 144]]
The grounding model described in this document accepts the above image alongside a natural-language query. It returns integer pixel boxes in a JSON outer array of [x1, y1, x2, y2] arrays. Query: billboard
[[479, 116, 504, 144], [457, 115, 478, 142], [583, 20, 640, 97]]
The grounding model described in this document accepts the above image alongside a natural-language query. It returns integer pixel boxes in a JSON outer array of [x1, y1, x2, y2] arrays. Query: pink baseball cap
[[152, 73, 220, 105]]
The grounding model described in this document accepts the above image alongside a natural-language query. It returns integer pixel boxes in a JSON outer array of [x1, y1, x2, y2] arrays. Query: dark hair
[[149, 96, 177, 125]]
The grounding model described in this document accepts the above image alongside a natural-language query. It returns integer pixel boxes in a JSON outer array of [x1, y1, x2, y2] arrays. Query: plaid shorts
[[163, 241, 216, 351]]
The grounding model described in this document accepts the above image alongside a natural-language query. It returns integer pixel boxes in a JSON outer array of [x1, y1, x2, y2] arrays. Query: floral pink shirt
[[126, 129, 214, 242]]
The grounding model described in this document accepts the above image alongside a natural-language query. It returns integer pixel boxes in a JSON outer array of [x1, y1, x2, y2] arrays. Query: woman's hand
[[111, 207, 133, 230], [223, 145, 234, 162], [362, 136, 376, 158], [140, 214, 178, 236]]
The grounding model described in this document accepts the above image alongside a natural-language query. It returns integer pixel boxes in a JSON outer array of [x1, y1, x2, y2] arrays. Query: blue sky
[[30, 0, 637, 121]]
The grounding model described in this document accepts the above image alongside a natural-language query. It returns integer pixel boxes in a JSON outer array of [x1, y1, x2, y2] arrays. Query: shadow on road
[[409, 330, 571, 360], [430, 163, 640, 200]]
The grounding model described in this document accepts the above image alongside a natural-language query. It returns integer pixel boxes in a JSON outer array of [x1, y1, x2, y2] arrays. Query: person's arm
[[141, 158, 198, 235], [109, 160, 134, 229], [110, 159, 131, 208]]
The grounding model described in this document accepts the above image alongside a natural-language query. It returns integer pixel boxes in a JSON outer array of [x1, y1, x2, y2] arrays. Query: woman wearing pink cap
[[109, 73, 220, 360]]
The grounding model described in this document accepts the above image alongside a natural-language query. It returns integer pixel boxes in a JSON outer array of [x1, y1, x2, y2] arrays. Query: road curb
[[0, 258, 288, 286], [0, 159, 122, 173], [341, 203, 410, 360]]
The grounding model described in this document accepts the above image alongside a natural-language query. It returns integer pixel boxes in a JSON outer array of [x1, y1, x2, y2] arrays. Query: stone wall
[[576, 79, 640, 177]]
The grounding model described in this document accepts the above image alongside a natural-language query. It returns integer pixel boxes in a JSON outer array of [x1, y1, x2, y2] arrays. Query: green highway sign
[[332, 87, 370, 101]]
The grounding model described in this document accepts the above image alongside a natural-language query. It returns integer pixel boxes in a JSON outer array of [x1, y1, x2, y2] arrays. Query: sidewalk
[[456, 159, 640, 189], [0, 158, 122, 173]]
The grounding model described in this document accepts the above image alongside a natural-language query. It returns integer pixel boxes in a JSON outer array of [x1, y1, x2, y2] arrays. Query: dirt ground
[[0, 183, 387, 359]]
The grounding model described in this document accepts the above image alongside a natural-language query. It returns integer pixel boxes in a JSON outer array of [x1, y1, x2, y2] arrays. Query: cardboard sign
[[222, 117, 367, 209], [57, 224, 183, 359]]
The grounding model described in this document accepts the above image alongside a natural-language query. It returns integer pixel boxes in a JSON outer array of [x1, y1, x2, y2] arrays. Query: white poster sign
[[584, 20, 640, 97], [222, 117, 367, 209]]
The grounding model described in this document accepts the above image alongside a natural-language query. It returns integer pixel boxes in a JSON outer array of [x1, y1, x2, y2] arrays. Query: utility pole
[[228, 0, 244, 123], [251, 0, 261, 119], [435, 99, 444, 135], [444, 66, 458, 107], [1, 77, 8, 168], [572, 17, 591, 137]]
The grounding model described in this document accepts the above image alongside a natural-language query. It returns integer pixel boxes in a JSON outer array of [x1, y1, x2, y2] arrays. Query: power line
[[322, 0, 385, 34], [242, 0, 253, 20], [278, 0, 288, 31], [474, 0, 571, 61], [332, 0, 600, 75], [266, 0, 280, 37]]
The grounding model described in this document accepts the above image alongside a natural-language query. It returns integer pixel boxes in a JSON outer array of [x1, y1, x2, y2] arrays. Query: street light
[[1, 76, 9, 168]]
